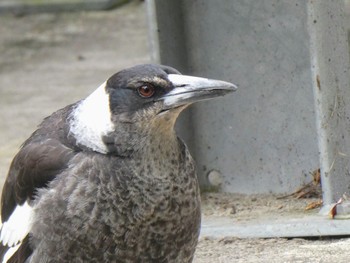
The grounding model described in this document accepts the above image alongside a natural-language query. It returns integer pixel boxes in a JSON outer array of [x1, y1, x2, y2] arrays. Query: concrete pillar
[[308, 0, 350, 205]]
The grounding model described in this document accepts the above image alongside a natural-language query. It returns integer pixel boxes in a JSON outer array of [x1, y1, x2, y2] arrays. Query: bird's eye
[[137, 85, 155, 98]]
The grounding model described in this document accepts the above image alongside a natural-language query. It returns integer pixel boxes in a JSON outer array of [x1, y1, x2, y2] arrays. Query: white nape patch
[[69, 81, 114, 154], [0, 202, 33, 248]]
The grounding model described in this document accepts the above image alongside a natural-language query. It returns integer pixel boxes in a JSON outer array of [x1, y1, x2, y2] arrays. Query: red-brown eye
[[137, 85, 155, 98]]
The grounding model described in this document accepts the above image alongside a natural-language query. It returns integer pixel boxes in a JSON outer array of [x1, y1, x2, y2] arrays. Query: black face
[[106, 64, 181, 115]]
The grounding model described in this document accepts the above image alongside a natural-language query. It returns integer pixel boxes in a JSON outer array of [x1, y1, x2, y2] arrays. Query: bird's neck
[[103, 116, 180, 158]]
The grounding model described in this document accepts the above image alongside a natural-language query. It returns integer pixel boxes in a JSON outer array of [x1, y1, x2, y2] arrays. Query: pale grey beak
[[161, 74, 237, 110]]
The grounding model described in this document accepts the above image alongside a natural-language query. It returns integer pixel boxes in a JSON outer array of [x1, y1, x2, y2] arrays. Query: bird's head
[[105, 64, 236, 123], [69, 64, 237, 155]]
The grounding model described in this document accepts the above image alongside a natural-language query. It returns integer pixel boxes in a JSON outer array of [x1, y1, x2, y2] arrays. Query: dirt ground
[[1, 1, 350, 262]]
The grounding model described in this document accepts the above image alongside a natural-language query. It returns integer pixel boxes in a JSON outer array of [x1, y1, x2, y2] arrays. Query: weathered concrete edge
[[201, 216, 350, 238]]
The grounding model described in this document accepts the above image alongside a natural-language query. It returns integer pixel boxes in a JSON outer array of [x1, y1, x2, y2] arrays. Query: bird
[[0, 64, 236, 263]]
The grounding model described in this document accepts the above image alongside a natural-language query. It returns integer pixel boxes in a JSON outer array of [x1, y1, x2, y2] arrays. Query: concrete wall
[[148, 0, 321, 194]]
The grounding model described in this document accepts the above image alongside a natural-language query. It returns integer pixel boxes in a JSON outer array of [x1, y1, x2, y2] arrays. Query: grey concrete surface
[[202, 215, 350, 238], [308, 1, 350, 205], [149, 0, 320, 195]]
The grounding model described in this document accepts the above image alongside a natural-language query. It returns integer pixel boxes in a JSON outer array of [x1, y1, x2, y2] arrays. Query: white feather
[[0, 202, 33, 248], [2, 244, 20, 263], [69, 81, 114, 153]]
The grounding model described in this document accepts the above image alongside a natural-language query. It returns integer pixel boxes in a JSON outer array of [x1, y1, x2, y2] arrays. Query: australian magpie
[[0, 64, 236, 263]]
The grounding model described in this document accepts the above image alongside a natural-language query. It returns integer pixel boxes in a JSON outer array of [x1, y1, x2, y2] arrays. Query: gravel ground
[[194, 235, 350, 263], [1, 1, 350, 262]]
